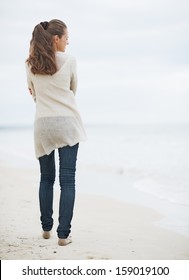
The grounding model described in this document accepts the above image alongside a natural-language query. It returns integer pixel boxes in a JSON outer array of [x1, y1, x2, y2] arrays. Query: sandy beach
[[0, 162, 189, 260]]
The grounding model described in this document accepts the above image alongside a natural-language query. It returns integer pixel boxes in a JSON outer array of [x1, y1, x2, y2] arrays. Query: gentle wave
[[134, 178, 189, 206]]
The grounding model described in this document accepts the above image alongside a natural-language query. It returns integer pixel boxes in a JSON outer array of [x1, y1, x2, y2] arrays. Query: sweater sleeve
[[25, 63, 36, 102], [70, 57, 77, 95]]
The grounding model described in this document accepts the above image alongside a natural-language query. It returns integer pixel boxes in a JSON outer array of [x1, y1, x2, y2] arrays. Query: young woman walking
[[25, 19, 86, 246]]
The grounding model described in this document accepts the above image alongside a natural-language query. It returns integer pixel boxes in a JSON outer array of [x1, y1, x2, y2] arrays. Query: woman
[[25, 19, 86, 246]]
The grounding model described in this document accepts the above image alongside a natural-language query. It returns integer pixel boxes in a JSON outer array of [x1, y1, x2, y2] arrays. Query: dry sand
[[0, 163, 189, 260]]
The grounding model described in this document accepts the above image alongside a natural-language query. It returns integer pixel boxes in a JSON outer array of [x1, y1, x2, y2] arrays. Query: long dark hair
[[26, 19, 67, 75]]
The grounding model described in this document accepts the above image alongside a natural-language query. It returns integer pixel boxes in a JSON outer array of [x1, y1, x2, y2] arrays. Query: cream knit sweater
[[26, 52, 86, 158]]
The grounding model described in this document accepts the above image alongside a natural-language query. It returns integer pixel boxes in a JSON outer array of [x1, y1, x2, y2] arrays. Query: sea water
[[0, 123, 189, 237]]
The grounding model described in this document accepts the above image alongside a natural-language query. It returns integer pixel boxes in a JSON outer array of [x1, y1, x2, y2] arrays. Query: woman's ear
[[53, 35, 59, 43], [53, 35, 60, 51]]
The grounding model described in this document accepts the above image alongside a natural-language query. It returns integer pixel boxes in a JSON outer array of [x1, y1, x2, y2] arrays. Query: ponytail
[[27, 19, 67, 75]]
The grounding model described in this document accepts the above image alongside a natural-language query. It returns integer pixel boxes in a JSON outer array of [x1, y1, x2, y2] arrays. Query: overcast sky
[[0, 0, 189, 125]]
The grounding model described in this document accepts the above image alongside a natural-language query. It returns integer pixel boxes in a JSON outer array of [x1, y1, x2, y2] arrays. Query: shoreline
[[77, 163, 189, 239], [0, 122, 189, 240], [0, 163, 189, 260]]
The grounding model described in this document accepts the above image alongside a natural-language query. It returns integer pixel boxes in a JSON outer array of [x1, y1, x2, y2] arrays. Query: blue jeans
[[38, 144, 79, 239]]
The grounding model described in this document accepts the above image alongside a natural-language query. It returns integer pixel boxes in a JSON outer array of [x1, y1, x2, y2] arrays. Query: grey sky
[[0, 0, 189, 125]]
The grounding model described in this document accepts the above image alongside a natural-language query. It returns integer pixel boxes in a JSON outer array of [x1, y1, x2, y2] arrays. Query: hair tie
[[40, 21, 49, 30]]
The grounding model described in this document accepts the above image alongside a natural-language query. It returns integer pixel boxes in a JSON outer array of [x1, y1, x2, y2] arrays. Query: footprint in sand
[[87, 255, 110, 260]]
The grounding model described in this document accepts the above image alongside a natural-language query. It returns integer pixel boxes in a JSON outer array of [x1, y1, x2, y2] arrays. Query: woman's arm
[[70, 57, 77, 95], [25, 63, 36, 102]]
